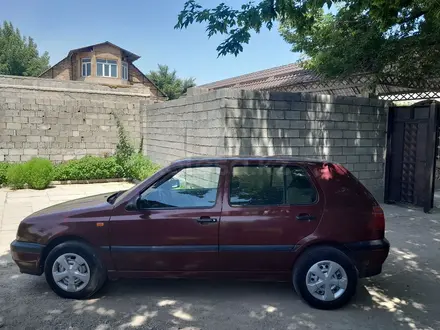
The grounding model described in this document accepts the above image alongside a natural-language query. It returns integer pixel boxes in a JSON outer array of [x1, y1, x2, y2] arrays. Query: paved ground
[[0, 183, 439, 330]]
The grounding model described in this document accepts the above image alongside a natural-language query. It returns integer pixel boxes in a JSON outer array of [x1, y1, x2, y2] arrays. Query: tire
[[44, 241, 107, 299], [293, 246, 357, 310]]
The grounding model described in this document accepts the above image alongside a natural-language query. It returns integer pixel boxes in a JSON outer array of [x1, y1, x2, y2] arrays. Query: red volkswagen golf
[[11, 157, 389, 309]]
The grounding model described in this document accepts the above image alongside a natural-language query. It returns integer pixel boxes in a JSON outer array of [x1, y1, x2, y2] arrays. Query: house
[[39, 41, 166, 100]]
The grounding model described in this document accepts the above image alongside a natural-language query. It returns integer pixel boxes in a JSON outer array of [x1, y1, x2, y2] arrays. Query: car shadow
[[98, 277, 296, 301], [2, 256, 438, 330]]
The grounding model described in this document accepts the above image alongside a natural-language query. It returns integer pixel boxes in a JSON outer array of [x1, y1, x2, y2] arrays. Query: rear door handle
[[296, 213, 316, 221], [195, 216, 218, 224]]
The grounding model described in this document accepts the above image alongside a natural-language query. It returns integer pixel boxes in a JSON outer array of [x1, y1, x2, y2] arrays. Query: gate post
[[384, 106, 394, 203], [424, 102, 439, 213]]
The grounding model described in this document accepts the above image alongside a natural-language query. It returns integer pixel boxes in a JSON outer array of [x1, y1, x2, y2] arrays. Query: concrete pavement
[[0, 182, 134, 252], [0, 184, 439, 329]]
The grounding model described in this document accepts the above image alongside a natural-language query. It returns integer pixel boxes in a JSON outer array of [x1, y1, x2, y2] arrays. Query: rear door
[[219, 160, 324, 272]]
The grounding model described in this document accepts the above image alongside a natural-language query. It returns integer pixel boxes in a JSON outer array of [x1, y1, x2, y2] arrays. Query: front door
[[109, 165, 224, 273], [219, 162, 324, 272]]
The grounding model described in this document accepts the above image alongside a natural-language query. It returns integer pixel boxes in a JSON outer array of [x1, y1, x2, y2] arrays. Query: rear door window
[[229, 165, 317, 206]]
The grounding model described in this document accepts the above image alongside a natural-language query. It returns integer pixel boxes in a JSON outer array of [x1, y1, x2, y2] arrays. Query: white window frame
[[81, 58, 91, 77], [96, 59, 118, 78], [122, 61, 128, 80]]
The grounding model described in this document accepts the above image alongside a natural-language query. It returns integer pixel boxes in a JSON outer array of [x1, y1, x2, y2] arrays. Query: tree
[[147, 64, 196, 100], [0, 21, 50, 76], [175, 1, 440, 85]]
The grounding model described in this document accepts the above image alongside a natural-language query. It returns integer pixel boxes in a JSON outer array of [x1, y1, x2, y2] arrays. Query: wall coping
[[0, 74, 150, 97], [145, 87, 387, 110], [0, 83, 150, 98]]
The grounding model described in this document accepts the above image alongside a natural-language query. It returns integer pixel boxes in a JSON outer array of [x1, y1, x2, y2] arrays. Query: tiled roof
[[199, 63, 423, 97], [200, 63, 320, 90]]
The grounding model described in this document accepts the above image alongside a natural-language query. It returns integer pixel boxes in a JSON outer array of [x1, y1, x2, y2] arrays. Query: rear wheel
[[44, 241, 107, 299], [293, 246, 357, 309]]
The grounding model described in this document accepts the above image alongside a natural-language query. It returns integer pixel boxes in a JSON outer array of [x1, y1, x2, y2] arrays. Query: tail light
[[372, 205, 385, 237]]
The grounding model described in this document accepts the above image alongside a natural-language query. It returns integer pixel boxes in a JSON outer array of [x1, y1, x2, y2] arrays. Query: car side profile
[[11, 157, 389, 309]]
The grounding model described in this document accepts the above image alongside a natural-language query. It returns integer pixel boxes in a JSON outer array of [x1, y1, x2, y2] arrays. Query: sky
[[0, 0, 299, 85]]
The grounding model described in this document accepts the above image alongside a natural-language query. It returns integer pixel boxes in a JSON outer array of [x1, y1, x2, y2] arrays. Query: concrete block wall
[[143, 88, 388, 199], [1, 75, 388, 198], [0, 75, 149, 162], [177, 167, 220, 189], [142, 92, 226, 166], [222, 90, 388, 199]]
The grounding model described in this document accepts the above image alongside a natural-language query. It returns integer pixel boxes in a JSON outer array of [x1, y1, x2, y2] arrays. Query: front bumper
[[345, 238, 390, 278], [10, 240, 45, 275]]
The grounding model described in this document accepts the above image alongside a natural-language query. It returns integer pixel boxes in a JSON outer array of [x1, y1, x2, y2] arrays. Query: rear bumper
[[344, 238, 390, 278], [10, 240, 44, 276]]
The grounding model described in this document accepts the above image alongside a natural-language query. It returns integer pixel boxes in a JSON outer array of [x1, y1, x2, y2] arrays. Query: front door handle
[[196, 216, 218, 224], [296, 213, 316, 221]]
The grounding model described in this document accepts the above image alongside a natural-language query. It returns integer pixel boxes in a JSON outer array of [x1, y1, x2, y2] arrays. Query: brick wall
[[143, 88, 388, 199], [39, 57, 71, 80], [75, 44, 126, 86], [0, 75, 150, 162], [129, 64, 165, 101], [38, 44, 164, 100], [40, 59, 163, 101]]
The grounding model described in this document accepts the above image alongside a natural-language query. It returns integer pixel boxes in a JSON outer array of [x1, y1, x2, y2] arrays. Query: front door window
[[139, 166, 221, 209]]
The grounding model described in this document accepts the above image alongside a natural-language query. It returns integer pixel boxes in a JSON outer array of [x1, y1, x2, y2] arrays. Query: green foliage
[[147, 64, 196, 100], [5, 158, 53, 189], [6, 164, 28, 189], [125, 154, 162, 181], [175, 0, 440, 83], [53, 156, 124, 181], [0, 162, 10, 185], [182, 77, 196, 96], [24, 158, 53, 189], [1, 153, 160, 189], [53, 155, 159, 181], [0, 21, 50, 76], [111, 112, 135, 176]]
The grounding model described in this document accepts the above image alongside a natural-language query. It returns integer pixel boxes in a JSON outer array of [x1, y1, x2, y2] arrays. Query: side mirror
[[136, 196, 142, 210], [125, 195, 141, 211]]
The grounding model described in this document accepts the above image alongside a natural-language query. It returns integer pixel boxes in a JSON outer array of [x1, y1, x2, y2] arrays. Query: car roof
[[171, 156, 329, 166]]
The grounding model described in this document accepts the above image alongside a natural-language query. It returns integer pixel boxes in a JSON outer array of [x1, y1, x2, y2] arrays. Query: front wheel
[[293, 246, 358, 310], [44, 241, 107, 299]]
